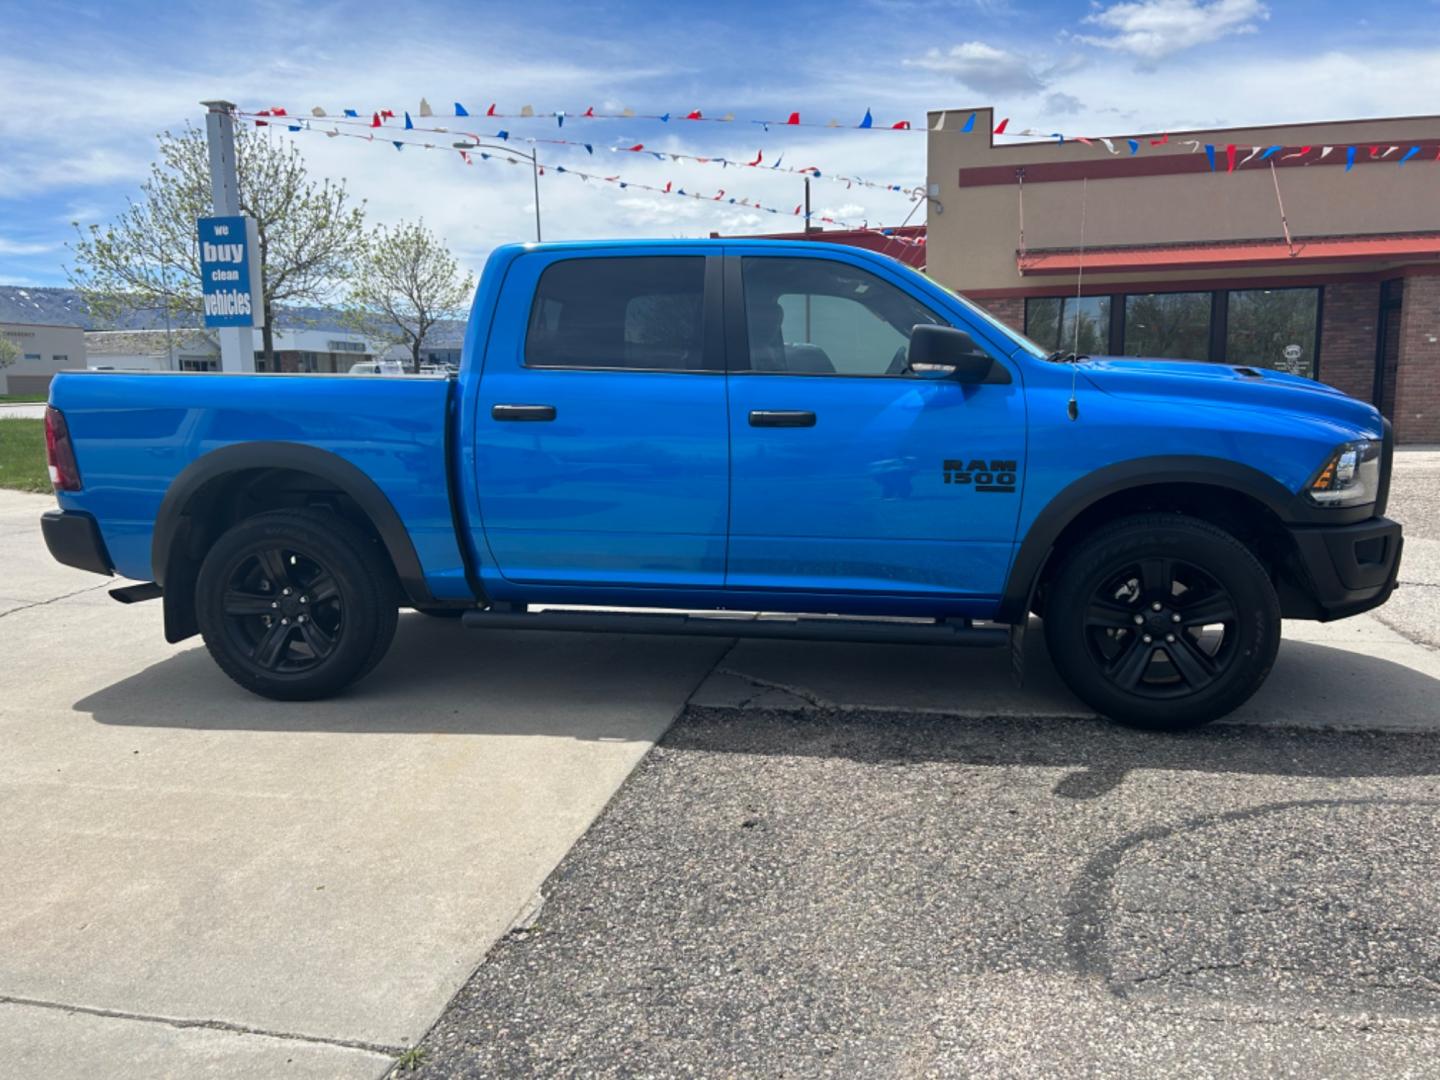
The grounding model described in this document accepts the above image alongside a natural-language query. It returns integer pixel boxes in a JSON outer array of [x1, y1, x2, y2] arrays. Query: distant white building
[[1, 322, 87, 396], [84, 326, 379, 373]]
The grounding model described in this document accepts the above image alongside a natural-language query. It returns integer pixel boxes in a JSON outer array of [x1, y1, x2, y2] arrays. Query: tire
[[195, 509, 399, 701], [1043, 513, 1280, 730]]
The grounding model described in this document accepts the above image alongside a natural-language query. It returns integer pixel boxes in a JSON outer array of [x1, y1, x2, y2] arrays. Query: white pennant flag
[[1320, 146, 1334, 158], [1099, 137, 1117, 154], [311, 106, 326, 117], [419, 98, 433, 118]]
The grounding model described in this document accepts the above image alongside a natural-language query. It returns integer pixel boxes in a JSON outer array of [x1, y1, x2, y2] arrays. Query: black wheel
[[1043, 514, 1280, 730], [196, 509, 398, 700]]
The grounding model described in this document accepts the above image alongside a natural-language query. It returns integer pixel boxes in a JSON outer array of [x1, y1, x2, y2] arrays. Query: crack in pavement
[[711, 666, 837, 711], [0, 993, 404, 1056], [0, 582, 112, 619]]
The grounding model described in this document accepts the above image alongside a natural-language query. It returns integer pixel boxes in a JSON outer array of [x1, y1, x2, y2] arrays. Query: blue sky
[[2, 0, 1439, 289]]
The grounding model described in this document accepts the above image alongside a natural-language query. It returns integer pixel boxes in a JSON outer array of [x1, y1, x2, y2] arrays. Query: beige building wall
[[1, 323, 87, 395], [925, 107, 1440, 296]]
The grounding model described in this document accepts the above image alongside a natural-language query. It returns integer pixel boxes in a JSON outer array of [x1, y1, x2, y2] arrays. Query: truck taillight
[[44, 405, 82, 491]]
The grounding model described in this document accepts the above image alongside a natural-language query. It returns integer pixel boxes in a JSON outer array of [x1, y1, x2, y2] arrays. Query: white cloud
[[0, 238, 62, 256], [902, 41, 1052, 96], [1076, 0, 1269, 60]]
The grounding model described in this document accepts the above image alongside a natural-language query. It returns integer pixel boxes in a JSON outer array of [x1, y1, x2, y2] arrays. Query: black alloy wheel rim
[[221, 546, 343, 674], [1083, 556, 1239, 699]]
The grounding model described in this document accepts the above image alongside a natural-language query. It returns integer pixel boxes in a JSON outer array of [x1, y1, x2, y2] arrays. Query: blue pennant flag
[[496, 130, 509, 140], [454, 102, 469, 117], [1258, 145, 1281, 161], [556, 165, 566, 173], [1345, 146, 1357, 171], [860, 109, 873, 129], [404, 112, 413, 130], [343, 109, 358, 118], [619, 182, 627, 188], [1127, 139, 1140, 155], [1050, 132, 1065, 145], [961, 112, 976, 133], [557, 112, 564, 128], [584, 143, 593, 154], [1205, 144, 1217, 171], [659, 113, 670, 123], [393, 142, 403, 151], [288, 124, 300, 132], [677, 187, 686, 195], [1399, 145, 1421, 165]]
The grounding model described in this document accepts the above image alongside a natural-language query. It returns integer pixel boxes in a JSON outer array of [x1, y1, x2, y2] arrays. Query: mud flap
[[1009, 620, 1026, 688]]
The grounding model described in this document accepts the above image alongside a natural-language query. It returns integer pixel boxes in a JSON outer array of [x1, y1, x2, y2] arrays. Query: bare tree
[[343, 220, 475, 373], [68, 123, 366, 366]]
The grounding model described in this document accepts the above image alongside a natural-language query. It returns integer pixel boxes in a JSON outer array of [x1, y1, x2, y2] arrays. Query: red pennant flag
[[486, 104, 497, 117], [994, 117, 1009, 135], [663, 180, 672, 193], [1226, 144, 1237, 172], [254, 119, 269, 127], [371, 112, 381, 127], [713, 189, 724, 200], [1151, 133, 1169, 146], [786, 112, 800, 125], [891, 120, 911, 130], [459, 151, 471, 164], [1369, 145, 1382, 159], [272, 107, 288, 116], [605, 174, 619, 181], [794, 205, 803, 215], [1074, 136, 1092, 145], [686, 109, 702, 120], [747, 150, 763, 166], [381, 109, 395, 119], [583, 106, 595, 117], [625, 144, 644, 152]]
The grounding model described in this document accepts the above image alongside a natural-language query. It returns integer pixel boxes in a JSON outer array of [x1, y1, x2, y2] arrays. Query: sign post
[[200, 101, 256, 372]]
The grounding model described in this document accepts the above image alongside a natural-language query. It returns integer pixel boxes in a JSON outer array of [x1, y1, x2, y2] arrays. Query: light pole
[[454, 141, 542, 242]]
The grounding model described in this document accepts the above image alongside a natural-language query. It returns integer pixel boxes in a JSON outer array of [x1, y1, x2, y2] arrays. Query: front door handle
[[492, 404, 557, 422], [749, 410, 816, 428]]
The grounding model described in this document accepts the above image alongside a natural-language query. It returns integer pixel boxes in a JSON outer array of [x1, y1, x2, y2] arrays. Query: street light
[[454, 141, 542, 242]]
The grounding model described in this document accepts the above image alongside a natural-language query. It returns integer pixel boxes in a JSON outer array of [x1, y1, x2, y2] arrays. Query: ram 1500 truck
[[39, 240, 1403, 728]]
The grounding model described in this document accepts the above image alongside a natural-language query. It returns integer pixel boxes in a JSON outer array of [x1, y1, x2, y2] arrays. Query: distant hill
[[0, 285, 466, 346]]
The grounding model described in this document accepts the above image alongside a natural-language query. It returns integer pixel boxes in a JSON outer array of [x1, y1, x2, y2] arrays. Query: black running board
[[461, 608, 1009, 647], [110, 581, 163, 604]]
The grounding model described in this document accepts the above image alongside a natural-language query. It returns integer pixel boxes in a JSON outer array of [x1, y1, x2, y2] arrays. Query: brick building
[[925, 107, 1440, 443]]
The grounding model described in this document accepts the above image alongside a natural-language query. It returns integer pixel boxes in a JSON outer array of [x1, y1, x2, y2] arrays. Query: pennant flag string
[[237, 110, 924, 197], [249, 117, 924, 235], [244, 104, 1440, 176]]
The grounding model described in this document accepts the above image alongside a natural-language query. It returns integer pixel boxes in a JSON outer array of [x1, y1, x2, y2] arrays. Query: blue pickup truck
[[40, 239, 1402, 728]]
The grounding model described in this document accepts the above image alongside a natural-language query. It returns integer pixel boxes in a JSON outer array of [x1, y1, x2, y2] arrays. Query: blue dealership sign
[[198, 215, 264, 328]]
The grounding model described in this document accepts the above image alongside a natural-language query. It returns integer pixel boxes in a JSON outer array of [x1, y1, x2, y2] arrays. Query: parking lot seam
[[0, 582, 111, 620], [0, 993, 405, 1057]]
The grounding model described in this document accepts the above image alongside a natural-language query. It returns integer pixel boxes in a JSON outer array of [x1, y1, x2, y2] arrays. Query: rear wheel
[[196, 509, 398, 700], [1043, 514, 1280, 730]]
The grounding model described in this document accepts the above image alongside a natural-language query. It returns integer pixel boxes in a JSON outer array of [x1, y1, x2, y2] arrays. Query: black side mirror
[[906, 325, 996, 383]]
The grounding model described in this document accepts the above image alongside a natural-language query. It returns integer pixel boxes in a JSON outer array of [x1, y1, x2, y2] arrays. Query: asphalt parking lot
[[2, 451, 1438, 1077]]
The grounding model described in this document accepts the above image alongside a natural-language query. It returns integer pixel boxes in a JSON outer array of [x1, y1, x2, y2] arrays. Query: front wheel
[[1043, 514, 1280, 730], [195, 509, 398, 700]]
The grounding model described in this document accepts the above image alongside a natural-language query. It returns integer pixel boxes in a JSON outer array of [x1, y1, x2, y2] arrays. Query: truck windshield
[[881, 259, 1048, 360]]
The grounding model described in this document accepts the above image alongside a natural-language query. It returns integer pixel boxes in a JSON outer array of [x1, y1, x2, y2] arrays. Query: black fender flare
[[152, 442, 435, 610], [996, 455, 1305, 623]]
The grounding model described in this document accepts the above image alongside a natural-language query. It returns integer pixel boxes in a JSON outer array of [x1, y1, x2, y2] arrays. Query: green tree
[[342, 220, 475, 373], [68, 122, 366, 366], [0, 336, 18, 371]]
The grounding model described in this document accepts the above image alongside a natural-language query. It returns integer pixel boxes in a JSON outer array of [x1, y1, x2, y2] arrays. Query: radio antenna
[[1067, 176, 1088, 421]]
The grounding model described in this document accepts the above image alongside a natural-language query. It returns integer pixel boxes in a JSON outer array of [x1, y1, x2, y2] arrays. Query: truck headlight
[[1306, 440, 1381, 507]]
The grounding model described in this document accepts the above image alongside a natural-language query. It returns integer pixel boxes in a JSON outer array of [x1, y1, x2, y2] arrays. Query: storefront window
[[1225, 288, 1319, 378], [1025, 296, 1110, 355], [1123, 293, 1212, 361]]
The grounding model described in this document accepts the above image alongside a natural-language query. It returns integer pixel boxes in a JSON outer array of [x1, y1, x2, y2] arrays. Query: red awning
[[1017, 233, 1440, 276]]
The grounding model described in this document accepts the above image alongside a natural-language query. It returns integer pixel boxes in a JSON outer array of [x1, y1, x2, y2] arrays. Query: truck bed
[[48, 371, 472, 599]]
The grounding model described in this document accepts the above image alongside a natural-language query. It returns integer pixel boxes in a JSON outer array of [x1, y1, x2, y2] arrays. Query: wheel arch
[[998, 456, 1301, 624], [153, 442, 434, 642]]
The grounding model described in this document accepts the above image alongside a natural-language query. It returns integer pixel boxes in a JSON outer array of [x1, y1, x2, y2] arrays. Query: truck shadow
[[75, 616, 1440, 793]]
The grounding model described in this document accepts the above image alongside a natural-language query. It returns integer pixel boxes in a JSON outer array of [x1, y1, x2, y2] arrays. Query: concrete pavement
[[0, 403, 46, 421], [0, 488, 727, 1078]]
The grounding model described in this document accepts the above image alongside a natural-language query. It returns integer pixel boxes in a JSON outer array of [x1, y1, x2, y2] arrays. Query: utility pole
[[200, 100, 256, 373], [531, 148, 542, 243], [804, 176, 815, 235]]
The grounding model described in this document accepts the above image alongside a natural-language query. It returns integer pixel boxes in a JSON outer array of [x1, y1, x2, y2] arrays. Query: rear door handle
[[492, 404, 557, 422], [749, 410, 816, 428]]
